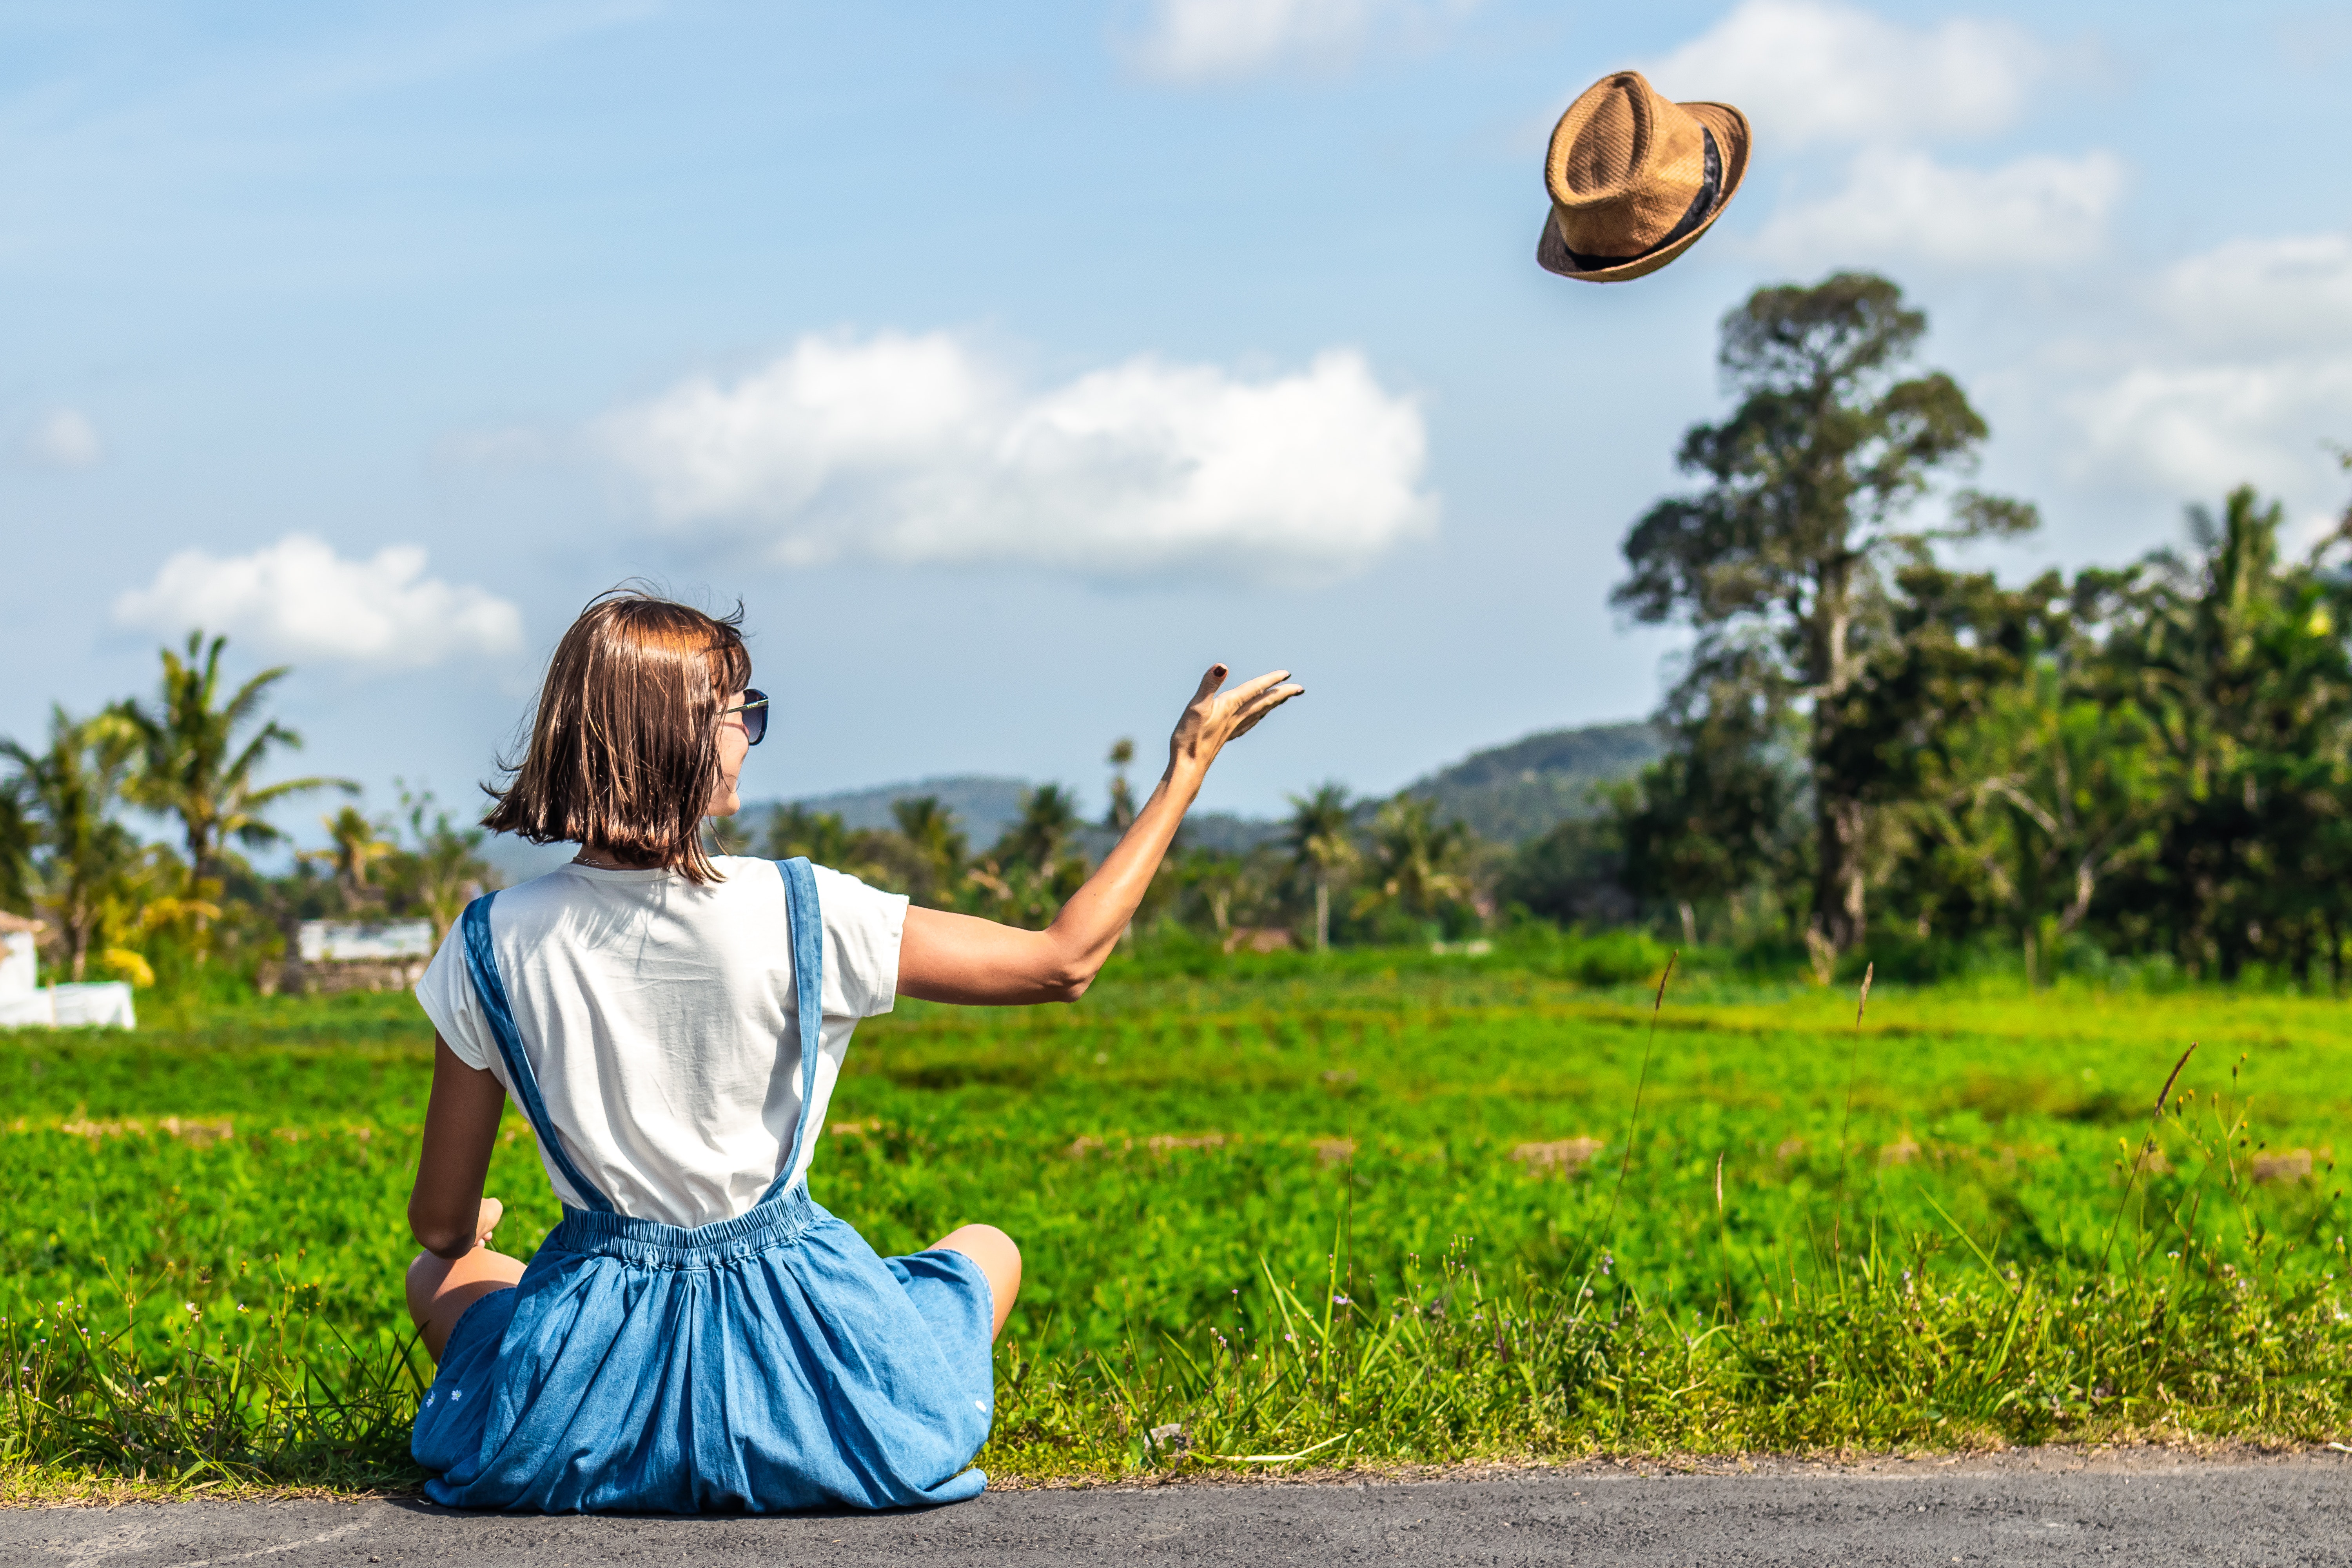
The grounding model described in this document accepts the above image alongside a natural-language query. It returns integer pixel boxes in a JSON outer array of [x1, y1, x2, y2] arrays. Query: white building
[[277, 918, 434, 994], [0, 911, 138, 1029]]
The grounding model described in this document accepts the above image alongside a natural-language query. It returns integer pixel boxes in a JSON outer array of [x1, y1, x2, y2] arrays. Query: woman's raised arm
[[897, 664, 1301, 1006]]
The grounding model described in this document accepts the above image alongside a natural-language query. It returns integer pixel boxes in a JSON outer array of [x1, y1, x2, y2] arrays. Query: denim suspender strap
[[458, 893, 617, 1214], [759, 857, 825, 1205]]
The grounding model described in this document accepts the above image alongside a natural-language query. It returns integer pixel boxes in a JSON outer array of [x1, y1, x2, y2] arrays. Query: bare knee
[[405, 1244, 525, 1361], [932, 1223, 1021, 1336], [937, 1223, 1018, 1273]]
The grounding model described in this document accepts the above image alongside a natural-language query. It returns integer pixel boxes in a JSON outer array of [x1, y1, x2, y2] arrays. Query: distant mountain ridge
[[723, 720, 1662, 857], [785, 774, 1033, 847]]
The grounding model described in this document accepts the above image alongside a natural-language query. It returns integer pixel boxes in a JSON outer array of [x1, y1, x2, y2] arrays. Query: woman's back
[[416, 857, 906, 1228], [398, 587, 1300, 1511]]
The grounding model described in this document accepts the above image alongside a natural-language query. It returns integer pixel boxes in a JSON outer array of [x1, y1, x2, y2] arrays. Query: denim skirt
[[412, 1189, 995, 1513]]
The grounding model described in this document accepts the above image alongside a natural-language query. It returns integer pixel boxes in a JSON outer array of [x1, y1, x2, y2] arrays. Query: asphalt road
[[7, 1450, 2347, 1566]]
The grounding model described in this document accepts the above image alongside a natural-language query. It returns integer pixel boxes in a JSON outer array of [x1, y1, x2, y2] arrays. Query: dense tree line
[[717, 760, 1494, 953], [0, 633, 499, 994], [1571, 272, 2352, 982]]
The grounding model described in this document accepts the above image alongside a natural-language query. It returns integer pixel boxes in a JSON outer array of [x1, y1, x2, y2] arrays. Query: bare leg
[[405, 1198, 525, 1361], [929, 1223, 1021, 1341]]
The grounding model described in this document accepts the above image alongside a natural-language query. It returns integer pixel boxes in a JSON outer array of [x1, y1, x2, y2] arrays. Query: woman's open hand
[[1169, 664, 1304, 778], [899, 661, 1300, 1007]]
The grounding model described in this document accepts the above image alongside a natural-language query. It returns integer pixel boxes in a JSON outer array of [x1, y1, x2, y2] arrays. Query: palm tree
[[1359, 795, 1472, 926], [760, 804, 854, 865], [309, 804, 396, 911], [1103, 738, 1138, 833], [891, 796, 967, 905], [1284, 782, 1357, 952], [0, 769, 34, 915], [2, 708, 143, 979], [121, 631, 353, 882], [1000, 784, 1080, 870], [390, 788, 501, 941]]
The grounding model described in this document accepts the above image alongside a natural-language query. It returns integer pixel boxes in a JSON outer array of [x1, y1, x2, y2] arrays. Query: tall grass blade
[[2102, 1041, 2199, 1270], [1714, 1150, 1734, 1319], [1829, 962, 1875, 1278], [1597, 951, 1678, 1276]]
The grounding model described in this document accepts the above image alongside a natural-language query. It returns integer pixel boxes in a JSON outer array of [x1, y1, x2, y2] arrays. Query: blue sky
[[6, 0, 2351, 841]]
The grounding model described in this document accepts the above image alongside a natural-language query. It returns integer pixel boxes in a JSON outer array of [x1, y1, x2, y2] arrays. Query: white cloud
[[2062, 232, 2352, 516], [24, 408, 103, 469], [113, 535, 524, 668], [600, 332, 1437, 586], [2157, 232, 2352, 355], [1754, 146, 2123, 268], [2067, 361, 2352, 509], [1128, 0, 1465, 82], [1644, 0, 2044, 149]]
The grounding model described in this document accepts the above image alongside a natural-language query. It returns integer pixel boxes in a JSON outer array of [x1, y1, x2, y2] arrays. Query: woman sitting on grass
[[401, 590, 1298, 1513]]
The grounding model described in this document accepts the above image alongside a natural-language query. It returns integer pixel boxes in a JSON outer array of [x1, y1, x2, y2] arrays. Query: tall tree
[[1283, 782, 1356, 951], [121, 631, 352, 882], [1615, 273, 2033, 952], [1103, 739, 1138, 833], [2, 708, 143, 979]]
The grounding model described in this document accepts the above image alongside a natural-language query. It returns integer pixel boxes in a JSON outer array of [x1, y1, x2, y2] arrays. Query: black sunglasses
[[724, 690, 769, 747]]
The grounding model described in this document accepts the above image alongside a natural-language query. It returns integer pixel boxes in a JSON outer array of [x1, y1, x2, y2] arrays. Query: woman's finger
[[1228, 683, 1304, 740], [1221, 669, 1293, 704], [1190, 664, 1230, 703]]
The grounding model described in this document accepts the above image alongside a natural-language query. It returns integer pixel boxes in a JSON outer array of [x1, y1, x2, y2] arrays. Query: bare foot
[[475, 1197, 503, 1250]]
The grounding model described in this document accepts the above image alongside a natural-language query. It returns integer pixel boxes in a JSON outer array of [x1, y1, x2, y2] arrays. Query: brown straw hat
[[1537, 70, 1751, 283]]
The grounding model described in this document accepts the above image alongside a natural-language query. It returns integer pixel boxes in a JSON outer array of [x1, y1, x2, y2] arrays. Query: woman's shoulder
[[734, 857, 905, 920]]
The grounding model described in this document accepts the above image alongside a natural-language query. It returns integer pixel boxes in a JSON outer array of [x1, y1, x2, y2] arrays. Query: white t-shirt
[[414, 857, 908, 1228]]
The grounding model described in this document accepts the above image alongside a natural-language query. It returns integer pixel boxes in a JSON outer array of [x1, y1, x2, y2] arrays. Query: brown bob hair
[[483, 588, 753, 884]]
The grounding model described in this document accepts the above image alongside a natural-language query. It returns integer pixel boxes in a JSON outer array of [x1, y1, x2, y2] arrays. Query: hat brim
[[1537, 101, 1751, 283]]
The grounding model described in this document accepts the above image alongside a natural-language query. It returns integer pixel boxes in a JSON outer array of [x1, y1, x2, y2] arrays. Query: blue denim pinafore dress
[[412, 857, 995, 1512]]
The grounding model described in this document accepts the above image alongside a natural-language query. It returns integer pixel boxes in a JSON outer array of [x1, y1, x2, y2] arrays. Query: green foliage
[[890, 795, 969, 907], [961, 786, 1090, 930], [1354, 795, 1477, 938], [375, 786, 502, 941], [1615, 276, 2352, 981]]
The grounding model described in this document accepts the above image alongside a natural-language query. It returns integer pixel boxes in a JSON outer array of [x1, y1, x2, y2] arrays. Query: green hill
[[1403, 721, 1661, 843]]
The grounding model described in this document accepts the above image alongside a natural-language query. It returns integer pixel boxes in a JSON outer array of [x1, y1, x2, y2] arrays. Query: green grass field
[[7, 939, 2352, 1495]]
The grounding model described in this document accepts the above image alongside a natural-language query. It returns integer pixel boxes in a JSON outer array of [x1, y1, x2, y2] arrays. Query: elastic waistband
[[544, 1186, 825, 1268]]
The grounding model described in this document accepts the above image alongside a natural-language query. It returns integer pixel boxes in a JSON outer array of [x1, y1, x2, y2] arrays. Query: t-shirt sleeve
[[414, 917, 497, 1072], [810, 864, 908, 1020]]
